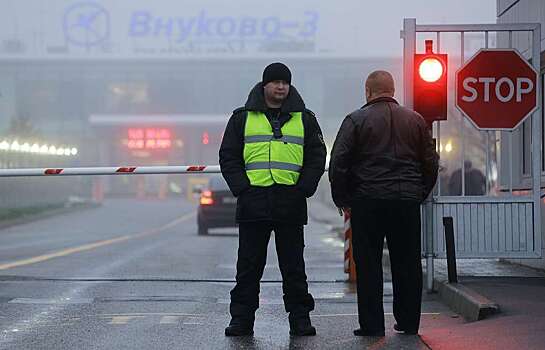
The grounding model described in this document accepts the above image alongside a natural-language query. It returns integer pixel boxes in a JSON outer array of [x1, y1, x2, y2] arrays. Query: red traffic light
[[414, 41, 448, 125], [419, 57, 444, 83]]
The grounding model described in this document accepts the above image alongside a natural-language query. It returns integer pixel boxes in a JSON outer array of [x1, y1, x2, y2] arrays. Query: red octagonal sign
[[456, 49, 538, 130]]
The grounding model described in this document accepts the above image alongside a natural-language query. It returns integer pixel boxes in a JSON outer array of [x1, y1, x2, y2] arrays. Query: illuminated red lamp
[[419, 58, 444, 83]]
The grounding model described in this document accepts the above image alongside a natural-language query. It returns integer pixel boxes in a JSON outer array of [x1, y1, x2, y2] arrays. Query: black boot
[[224, 318, 254, 337], [288, 313, 316, 336], [353, 328, 385, 337], [393, 323, 418, 335]]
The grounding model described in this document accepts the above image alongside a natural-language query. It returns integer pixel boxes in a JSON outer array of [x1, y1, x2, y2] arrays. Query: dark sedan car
[[197, 176, 237, 235]]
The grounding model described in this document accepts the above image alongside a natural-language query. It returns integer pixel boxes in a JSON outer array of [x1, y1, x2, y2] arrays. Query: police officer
[[329, 70, 438, 336], [219, 63, 326, 336]]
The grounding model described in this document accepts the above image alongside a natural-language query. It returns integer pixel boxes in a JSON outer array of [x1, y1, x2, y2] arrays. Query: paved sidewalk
[[434, 258, 545, 278], [425, 259, 545, 349], [309, 198, 545, 350], [421, 275, 545, 350]]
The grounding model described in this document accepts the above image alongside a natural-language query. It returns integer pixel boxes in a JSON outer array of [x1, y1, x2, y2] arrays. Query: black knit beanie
[[262, 62, 292, 86]]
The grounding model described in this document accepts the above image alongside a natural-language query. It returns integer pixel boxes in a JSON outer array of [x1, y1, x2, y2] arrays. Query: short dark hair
[[365, 70, 395, 96]]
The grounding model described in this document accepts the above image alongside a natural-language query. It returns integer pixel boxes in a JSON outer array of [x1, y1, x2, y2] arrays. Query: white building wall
[[498, 0, 545, 270]]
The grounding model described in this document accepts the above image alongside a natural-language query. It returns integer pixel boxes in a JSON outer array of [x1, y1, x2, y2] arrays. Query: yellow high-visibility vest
[[243, 111, 304, 186]]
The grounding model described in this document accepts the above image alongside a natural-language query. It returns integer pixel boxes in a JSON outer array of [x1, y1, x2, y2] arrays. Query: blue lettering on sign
[[239, 17, 257, 37], [300, 11, 319, 37], [216, 17, 236, 37], [196, 10, 213, 37], [153, 17, 174, 37], [262, 17, 281, 39], [127, 10, 319, 42], [129, 11, 152, 36], [177, 17, 196, 42]]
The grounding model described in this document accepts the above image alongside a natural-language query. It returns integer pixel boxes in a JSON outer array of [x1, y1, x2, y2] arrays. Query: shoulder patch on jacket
[[304, 108, 316, 117], [232, 107, 247, 115]]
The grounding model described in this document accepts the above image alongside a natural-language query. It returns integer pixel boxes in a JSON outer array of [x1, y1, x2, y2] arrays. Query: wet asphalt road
[[0, 198, 457, 349]]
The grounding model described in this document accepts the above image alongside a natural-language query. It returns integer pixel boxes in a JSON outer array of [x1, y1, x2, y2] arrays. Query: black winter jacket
[[219, 83, 327, 224], [329, 97, 439, 207]]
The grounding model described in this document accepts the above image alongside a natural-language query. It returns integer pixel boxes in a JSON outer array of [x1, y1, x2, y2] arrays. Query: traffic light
[[414, 40, 448, 126]]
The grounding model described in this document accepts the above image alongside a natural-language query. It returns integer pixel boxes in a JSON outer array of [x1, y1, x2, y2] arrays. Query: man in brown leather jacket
[[329, 70, 438, 336]]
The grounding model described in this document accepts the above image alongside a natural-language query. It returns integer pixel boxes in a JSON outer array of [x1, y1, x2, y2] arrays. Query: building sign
[[126, 128, 172, 150], [0, 0, 369, 59], [63, 2, 111, 49]]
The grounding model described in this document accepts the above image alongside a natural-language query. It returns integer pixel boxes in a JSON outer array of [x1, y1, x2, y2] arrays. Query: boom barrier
[[0, 165, 222, 177], [0, 164, 356, 279]]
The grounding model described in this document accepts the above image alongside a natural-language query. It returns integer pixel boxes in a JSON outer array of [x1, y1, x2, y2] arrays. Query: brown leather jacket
[[329, 97, 439, 207]]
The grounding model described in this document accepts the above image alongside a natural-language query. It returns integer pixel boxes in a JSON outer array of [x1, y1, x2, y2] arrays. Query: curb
[[433, 278, 500, 322]]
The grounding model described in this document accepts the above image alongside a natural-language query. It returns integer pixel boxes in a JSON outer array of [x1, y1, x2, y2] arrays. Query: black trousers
[[229, 222, 314, 321], [351, 199, 423, 332]]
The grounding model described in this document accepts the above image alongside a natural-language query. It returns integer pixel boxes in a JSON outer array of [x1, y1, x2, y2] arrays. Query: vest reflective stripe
[[244, 111, 304, 186], [245, 161, 302, 172], [244, 135, 305, 145]]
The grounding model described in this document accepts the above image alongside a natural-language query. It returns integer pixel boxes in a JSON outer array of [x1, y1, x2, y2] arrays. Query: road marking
[[0, 211, 195, 271], [216, 263, 345, 269], [1, 314, 207, 328], [159, 316, 181, 324], [8, 298, 92, 304], [97, 313, 204, 317], [107, 315, 145, 325], [312, 313, 441, 318]]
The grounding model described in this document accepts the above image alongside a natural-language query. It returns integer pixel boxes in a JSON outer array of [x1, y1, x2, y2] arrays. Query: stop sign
[[456, 49, 538, 130]]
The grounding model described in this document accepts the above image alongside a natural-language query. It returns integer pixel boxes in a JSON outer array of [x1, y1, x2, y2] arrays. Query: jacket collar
[[244, 82, 306, 113], [362, 96, 399, 109]]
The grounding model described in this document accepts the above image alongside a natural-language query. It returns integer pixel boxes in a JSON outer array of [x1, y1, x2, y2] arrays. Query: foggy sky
[[354, 0, 497, 57]]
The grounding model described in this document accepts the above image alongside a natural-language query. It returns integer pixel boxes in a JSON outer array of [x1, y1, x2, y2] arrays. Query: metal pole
[[485, 31, 490, 195], [425, 199, 434, 292], [531, 24, 542, 256], [403, 18, 416, 109], [443, 217, 458, 283], [508, 31, 514, 195], [404, 18, 435, 291], [436, 31, 442, 197], [437, 123, 442, 196], [461, 32, 466, 196]]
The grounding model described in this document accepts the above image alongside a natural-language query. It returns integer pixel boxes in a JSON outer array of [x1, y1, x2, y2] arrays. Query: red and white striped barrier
[[343, 209, 357, 282], [0, 165, 221, 177]]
